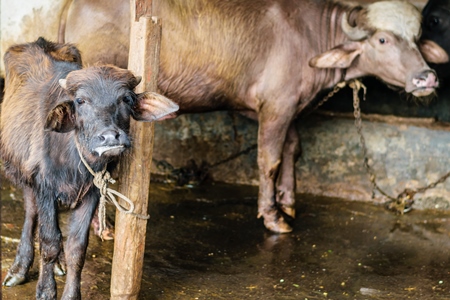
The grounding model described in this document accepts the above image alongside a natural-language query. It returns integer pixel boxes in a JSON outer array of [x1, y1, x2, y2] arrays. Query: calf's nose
[[93, 129, 130, 156], [98, 130, 121, 145]]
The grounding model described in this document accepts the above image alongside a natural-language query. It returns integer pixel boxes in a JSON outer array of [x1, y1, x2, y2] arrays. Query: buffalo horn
[[341, 12, 368, 41]]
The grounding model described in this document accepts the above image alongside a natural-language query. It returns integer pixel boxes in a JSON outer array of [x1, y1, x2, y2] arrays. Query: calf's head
[[310, 0, 440, 97], [45, 65, 178, 159]]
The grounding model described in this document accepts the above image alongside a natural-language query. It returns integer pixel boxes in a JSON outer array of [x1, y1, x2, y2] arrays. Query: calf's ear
[[419, 39, 449, 64], [45, 101, 76, 132], [309, 41, 362, 69], [132, 92, 179, 122], [59, 79, 67, 89]]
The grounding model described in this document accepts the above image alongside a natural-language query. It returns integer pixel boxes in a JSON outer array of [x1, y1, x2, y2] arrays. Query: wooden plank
[[110, 0, 159, 298], [134, 0, 152, 22]]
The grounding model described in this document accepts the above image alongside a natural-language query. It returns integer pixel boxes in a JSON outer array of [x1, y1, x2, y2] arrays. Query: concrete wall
[[0, 0, 66, 76], [152, 92, 450, 211]]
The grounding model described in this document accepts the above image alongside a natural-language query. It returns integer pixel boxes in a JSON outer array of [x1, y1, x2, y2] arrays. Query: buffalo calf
[[0, 37, 178, 299]]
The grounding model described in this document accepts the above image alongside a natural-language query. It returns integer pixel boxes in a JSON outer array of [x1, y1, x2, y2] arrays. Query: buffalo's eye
[[379, 38, 386, 44], [428, 16, 440, 28], [75, 98, 85, 105]]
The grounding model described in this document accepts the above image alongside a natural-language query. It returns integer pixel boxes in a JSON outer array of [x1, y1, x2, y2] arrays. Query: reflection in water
[[1, 180, 449, 299]]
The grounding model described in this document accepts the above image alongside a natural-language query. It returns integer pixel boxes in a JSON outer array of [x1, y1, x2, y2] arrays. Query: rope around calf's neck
[[75, 142, 150, 241]]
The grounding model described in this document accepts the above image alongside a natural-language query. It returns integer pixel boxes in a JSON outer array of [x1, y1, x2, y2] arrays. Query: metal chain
[[308, 81, 348, 114], [350, 79, 450, 213], [154, 79, 450, 212], [153, 144, 257, 186], [350, 80, 398, 201]]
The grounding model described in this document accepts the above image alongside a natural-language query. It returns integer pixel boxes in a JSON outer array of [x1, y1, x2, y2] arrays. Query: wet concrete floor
[[1, 178, 449, 300]]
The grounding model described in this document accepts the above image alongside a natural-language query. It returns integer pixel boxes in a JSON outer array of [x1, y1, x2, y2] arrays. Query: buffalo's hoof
[[92, 219, 115, 240], [263, 216, 293, 233], [99, 227, 115, 241], [2, 273, 27, 287], [280, 206, 296, 219]]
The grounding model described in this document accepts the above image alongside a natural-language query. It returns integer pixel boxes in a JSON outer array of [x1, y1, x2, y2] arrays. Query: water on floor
[[1, 178, 449, 299]]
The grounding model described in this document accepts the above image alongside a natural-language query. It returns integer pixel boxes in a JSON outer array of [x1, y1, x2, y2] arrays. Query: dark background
[[315, 75, 450, 122]]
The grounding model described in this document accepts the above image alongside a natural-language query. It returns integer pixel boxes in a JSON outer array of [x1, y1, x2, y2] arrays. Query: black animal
[[421, 0, 450, 78], [0, 37, 178, 299]]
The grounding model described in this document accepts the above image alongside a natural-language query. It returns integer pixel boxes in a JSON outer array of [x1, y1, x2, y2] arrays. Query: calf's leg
[[3, 186, 37, 286], [61, 192, 98, 300], [3, 186, 66, 288], [36, 189, 62, 300]]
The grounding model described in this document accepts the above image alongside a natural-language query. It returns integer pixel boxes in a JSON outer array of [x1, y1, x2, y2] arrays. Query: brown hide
[[63, 0, 130, 68], [0, 39, 82, 185], [61, 0, 438, 233]]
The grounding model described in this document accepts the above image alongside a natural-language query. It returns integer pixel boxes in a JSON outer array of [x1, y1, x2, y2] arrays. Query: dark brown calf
[[0, 37, 178, 299]]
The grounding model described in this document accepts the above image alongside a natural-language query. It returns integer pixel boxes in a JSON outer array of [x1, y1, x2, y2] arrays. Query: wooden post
[[111, 0, 159, 299]]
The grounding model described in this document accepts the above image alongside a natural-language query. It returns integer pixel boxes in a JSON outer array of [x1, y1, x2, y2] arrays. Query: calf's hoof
[[54, 262, 66, 276], [3, 273, 27, 287]]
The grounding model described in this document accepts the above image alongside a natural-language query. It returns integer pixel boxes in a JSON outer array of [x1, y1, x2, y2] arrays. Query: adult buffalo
[[62, 0, 440, 233], [0, 37, 178, 299], [420, 0, 450, 78]]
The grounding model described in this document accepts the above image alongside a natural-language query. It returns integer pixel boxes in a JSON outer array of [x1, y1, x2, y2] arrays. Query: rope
[[75, 142, 150, 241]]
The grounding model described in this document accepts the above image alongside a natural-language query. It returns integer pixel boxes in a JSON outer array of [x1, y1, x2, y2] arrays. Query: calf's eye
[[379, 38, 386, 44], [75, 98, 85, 104], [123, 95, 134, 105]]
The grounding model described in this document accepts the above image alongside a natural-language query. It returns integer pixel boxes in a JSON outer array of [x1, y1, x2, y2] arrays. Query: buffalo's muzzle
[[410, 70, 439, 97]]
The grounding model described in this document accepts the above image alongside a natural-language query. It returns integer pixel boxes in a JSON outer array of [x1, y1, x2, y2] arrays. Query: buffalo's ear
[[309, 41, 362, 69], [419, 39, 449, 64], [45, 101, 76, 132], [132, 92, 179, 122]]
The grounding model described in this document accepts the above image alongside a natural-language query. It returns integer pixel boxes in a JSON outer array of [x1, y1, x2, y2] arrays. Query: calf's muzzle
[[94, 128, 130, 156]]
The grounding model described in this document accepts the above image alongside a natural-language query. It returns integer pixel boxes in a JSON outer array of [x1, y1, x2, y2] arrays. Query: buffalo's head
[[310, 0, 440, 97], [420, 0, 450, 79], [45, 65, 178, 162]]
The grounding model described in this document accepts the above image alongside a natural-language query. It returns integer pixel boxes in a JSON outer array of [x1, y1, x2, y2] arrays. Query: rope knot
[[75, 143, 150, 241], [93, 169, 116, 195]]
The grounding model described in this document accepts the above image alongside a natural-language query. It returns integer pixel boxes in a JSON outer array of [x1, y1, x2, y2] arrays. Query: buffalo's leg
[[276, 123, 301, 219], [257, 105, 295, 233], [36, 190, 61, 300], [3, 186, 38, 287], [61, 193, 98, 300]]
